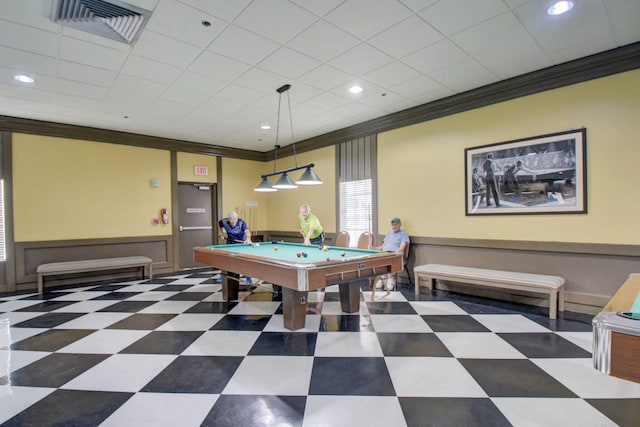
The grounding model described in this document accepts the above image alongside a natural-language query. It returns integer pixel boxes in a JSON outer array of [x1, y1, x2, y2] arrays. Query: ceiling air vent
[[52, 0, 151, 44]]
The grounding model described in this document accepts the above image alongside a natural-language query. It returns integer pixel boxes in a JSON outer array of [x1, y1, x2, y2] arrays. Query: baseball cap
[[390, 217, 401, 224]]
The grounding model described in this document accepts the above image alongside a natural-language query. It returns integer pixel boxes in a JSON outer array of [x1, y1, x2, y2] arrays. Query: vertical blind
[[338, 136, 376, 247], [0, 180, 5, 261]]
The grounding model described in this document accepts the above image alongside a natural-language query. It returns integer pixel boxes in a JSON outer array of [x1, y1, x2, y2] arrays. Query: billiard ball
[[296, 252, 301, 258], [274, 246, 278, 251], [302, 252, 308, 258], [322, 245, 328, 251], [341, 251, 345, 256], [326, 258, 331, 261], [255, 243, 260, 247]]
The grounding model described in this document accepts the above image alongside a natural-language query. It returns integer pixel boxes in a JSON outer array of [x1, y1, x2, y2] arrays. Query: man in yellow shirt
[[299, 204, 324, 245]]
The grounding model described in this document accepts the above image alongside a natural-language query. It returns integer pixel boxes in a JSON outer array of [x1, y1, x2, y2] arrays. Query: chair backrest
[[403, 241, 410, 261], [357, 232, 373, 249], [335, 231, 350, 248]]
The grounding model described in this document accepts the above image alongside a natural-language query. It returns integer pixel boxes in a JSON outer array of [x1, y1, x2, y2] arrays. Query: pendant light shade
[[254, 177, 277, 192], [273, 172, 297, 189], [295, 167, 323, 185]]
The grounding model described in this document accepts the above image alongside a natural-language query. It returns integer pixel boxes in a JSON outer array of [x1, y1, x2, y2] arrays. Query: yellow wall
[[262, 146, 336, 235], [13, 134, 171, 241], [378, 69, 640, 244], [177, 152, 217, 183], [220, 157, 272, 234]]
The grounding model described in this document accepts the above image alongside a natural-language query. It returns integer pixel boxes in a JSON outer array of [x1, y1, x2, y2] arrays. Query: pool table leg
[[338, 281, 361, 313], [281, 288, 308, 330], [221, 271, 240, 300]]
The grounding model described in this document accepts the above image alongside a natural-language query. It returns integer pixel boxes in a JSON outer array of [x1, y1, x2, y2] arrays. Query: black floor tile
[[97, 300, 156, 312], [152, 285, 195, 292], [527, 313, 594, 331], [120, 330, 203, 354], [142, 355, 244, 394], [585, 398, 640, 427], [248, 332, 317, 356], [378, 332, 452, 357], [185, 301, 238, 314], [498, 333, 592, 358], [2, 389, 132, 427], [210, 315, 270, 331], [15, 300, 77, 312], [203, 395, 306, 427], [4, 353, 109, 387], [91, 292, 141, 300], [12, 312, 85, 328], [165, 292, 213, 301], [459, 359, 578, 397], [421, 314, 491, 332], [106, 313, 176, 330], [86, 284, 130, 291], [11, 329, 95, 351], [320, 314, 374, 332], [400, 397, 512, 427], [366, 301, 418, 315], [309, 357, 395, 396]]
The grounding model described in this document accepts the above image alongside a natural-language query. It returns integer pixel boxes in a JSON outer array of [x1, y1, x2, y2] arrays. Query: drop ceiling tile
[[233, 0, 317, 44], [0, 46, 57, 78], [288, 20, 360, 62], [52, 92, 102, 110], [60, 26, 132, 51], [419, 0, 508, 36], [282, 82, 324, 104], [451, 12, 531, 55], [59, 36, 129, 71], [358, 90, 415, 113], [474, 38, 552, 80], [0, 80, 52, 103], [110, 74, 167, 97], [258, 47, 321, 79], [290, 0, 345, 17], [191, 96, 246, 119], [121, 55, 182, 84], [329, 43, 393, 76], [297, 64, 356, 91], [188, 51, 252, 82], [362, 61, 421, 88], [401, 39, 469, 74], [234, 68, 292, 93], [216, 84, 265, 104], [389, 75, 446, 99], [0, 19, 59, 57], [176, 0, 252, 21], [332, 101, 385, 120], [55, 78, 109, 100], [411, 86, 457, 104], [207, 25, 280, 65], [607, 0, 640, 45], [325, 0, 413, 39], [133, 30, 202, 68], [428, 57, 498, 92], [397, 0, 439, 12], [145, 0, 226, 48], [172, 70, 227, 96], [146, 98, 192, 119], [1, 0, 61, 32], [368, 15, 443, 58], [57, 61, 117, 87], [0, 65, 54, 91], [303, 92, 351, 111], [159, 86, 211, 106], [545, 36, 617, 65]]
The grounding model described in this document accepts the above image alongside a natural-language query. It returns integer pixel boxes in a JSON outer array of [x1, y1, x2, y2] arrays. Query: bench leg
[[558, 288, 565, 312], [549, 291, 558, 319], [415, 273, 420, 297], [38, 274, 44, 294]]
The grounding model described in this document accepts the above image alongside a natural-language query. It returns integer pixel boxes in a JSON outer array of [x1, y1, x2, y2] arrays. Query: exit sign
[[194, 166, 208, 176]]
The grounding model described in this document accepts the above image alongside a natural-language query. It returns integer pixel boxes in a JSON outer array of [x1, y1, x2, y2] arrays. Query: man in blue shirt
[[218, 211, 252, 244], [373, 217, 410, 290]]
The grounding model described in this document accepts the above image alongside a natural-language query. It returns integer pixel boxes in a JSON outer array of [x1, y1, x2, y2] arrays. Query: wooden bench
[[414, 263, 565, 319], [37, 256, 153, 294]]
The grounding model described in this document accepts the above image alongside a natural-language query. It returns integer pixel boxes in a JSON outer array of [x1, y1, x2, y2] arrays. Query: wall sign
[[194, 166, 208, 176]]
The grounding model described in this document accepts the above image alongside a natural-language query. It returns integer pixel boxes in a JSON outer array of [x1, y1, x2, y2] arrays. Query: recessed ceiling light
[[547, 1, 574, 15], [14, 74, 34, 83], [261, 124, 271, 130], [349, 85, 363, 94]]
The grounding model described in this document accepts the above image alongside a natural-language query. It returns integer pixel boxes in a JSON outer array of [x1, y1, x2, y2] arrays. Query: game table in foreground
[[194, 242, 403, 330]]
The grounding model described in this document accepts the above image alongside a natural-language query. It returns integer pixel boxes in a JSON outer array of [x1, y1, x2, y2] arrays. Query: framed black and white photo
[[465, 129, 587, 216]]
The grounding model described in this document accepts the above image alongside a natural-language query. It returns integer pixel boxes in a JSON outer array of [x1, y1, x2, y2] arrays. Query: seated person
[[372, 217, 410, 289]]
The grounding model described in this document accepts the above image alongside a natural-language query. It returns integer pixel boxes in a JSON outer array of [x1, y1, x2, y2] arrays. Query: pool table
[[194, 241, 403, 330]]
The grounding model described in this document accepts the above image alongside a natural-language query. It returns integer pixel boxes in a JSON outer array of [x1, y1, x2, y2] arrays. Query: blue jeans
[[310, 232, 325, 246]]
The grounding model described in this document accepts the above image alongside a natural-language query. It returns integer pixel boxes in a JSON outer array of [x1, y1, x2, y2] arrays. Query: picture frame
[[465, 129, 587, 216]]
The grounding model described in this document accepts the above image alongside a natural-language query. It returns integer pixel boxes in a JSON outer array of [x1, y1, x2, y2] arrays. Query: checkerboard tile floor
[[2, 269, 640, 427]]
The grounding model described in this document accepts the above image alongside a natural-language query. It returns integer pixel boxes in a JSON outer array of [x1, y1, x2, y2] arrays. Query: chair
[[357, 232, 373, 249], [371, 242, 413, 300], [335, 231, 350, 248]]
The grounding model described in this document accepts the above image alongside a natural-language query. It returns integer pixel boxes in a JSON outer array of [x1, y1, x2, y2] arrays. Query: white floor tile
[[364, 291, 408, 302], [62, 354, 176, 392], [409, 301, 468, 315], [436, 332, 526, 359], [0, 293, 40, 301], [556, 331, 593, 352], [138, 301, 199, 314], [369, 314, 433, 333], [314, 332, 383, 357], [227, 301, 281, 315], [53, 312, 131, 329], [303, 396, 407, 427], [52, 300, 121, 313], [201, 293, 226, 302], [8, 328, 48, 344], [0, 300, 45, 312], [0, 349, 50, 372], [263, 314, 321, 332], [0, 312, 45, 325], [100, 392, 217, 427], [183, 284, 221, 293], [223, 356, 313, 395], [0, 386, 55, 424], [155, 313, 224, 331], [57, 329, 149, 354], [114, 284, 164, 293], [50, 291, 112, 301], [532, 358, 640, 398], [168, 278, 209, 285], [472, 314, 551, 332], [320, 301, 369, 316], [492, 397, 618, 427], [385, 357, 487, 397], [182, 330, 261, 356]]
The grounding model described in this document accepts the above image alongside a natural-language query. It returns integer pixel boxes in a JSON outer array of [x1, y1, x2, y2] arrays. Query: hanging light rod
[[254, 84, 323, 192]]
